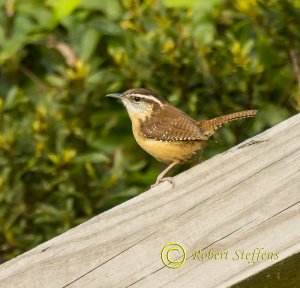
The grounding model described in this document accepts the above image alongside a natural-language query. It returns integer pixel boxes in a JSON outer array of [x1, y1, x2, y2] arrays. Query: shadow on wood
[[0, 113, 299, 288]]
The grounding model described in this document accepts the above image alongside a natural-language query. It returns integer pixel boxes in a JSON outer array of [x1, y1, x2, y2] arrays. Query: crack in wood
[[237, 139, 270, 149], [62, 231, 157, 287], [257, 201, 300, 228]]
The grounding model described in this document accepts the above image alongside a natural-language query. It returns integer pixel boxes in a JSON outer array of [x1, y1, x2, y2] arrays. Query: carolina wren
[[107, 88, 257, 188]]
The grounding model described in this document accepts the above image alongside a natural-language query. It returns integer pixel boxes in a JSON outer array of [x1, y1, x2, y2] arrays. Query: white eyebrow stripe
[[130, 94, 164, 107]]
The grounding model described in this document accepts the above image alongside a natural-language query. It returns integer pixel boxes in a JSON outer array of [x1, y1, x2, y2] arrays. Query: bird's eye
[[133, 96, 141, 102]]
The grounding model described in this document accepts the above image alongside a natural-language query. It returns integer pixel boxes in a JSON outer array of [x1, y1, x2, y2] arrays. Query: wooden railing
[[0, 113, 299, 288]]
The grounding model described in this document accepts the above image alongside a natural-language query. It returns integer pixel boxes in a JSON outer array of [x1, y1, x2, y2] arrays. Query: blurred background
[[0, 0, 299, 261]]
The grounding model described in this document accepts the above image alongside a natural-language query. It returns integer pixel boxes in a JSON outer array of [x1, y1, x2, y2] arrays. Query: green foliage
[[0, 0, 299, 261]]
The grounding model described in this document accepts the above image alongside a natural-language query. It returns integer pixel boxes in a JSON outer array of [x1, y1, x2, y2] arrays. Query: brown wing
[[140, 105, 207, 141]]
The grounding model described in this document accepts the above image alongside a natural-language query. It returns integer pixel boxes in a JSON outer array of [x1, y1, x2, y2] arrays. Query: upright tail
[[198, 110, 257, 139]]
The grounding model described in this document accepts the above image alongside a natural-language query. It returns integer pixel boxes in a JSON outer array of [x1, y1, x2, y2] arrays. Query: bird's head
[[106, 88, 166, 120]]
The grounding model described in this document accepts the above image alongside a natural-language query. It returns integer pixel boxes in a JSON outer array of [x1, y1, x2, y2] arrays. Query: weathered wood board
[[0, 113, 299, 288]]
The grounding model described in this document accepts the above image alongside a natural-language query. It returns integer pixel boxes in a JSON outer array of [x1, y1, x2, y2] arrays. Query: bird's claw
[[151, 177, 175, 188]]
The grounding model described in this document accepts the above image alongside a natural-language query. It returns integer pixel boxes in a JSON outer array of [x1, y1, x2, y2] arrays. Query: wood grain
[[0, 113, 299, 288]]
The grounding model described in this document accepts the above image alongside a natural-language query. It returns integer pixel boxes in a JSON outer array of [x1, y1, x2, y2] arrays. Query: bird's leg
[[151, 161, 178, 188]]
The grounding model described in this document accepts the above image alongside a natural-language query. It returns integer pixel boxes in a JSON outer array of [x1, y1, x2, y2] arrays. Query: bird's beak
[[106, 93, 123, 99]]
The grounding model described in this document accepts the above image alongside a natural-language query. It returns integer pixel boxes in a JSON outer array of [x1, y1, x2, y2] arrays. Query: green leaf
[[48, 0, 81, 21], [80, 0, 121, 19], [163, 0, 198, 8], [79, 29, 101, 62]]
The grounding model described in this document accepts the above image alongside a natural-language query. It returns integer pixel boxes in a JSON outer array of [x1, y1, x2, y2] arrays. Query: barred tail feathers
[[198, 110, 257, 139]]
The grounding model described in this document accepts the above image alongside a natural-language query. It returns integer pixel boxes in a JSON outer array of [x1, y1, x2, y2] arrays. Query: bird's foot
[[151, 177, 175, 189]]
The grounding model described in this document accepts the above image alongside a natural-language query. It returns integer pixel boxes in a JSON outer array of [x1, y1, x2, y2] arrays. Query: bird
[[106, 88, 257, 188]]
